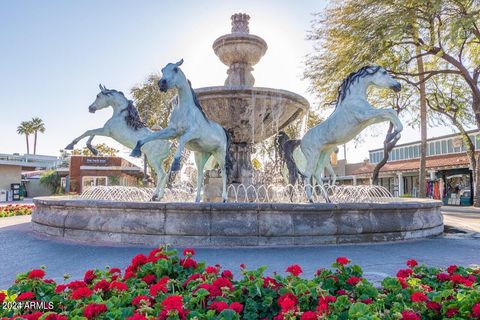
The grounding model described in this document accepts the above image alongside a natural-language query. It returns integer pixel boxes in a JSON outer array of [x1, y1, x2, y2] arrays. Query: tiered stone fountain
[[195, 13, 309, 188], [31, 13, 443, 247]]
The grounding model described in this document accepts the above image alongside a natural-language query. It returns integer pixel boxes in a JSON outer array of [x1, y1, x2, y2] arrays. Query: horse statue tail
[[223, 128, 234, 181], [275, 131, 301, 186]]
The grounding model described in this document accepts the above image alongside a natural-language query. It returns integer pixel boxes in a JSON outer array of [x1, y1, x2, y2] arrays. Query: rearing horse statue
[[131, 59, 233, 202], [65, 85, 171, 201], [285, 66, 403, 202]]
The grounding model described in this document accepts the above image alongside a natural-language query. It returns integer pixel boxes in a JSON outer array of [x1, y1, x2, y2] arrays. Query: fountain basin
[[213, 34, 267, 67], [196, 86, 309, 143], [32, 197, 443, 247]]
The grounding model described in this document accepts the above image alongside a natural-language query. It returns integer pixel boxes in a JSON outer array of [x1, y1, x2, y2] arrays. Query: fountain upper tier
[[196, 86, 308, 143], [196, 13, 309, 144]]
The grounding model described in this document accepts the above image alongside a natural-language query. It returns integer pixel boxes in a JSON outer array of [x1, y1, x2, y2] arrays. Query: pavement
[[0, 208, 479, 289]]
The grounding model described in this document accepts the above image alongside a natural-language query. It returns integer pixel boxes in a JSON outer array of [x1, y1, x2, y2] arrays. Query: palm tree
[[30, 117, 46, 155], [17, 121, 34, 154]]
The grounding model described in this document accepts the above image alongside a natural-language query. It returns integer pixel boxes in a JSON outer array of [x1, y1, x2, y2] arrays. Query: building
[[332, 130, 479, 206], [0, 153, 61, 200], [65, 156, 144, 193]]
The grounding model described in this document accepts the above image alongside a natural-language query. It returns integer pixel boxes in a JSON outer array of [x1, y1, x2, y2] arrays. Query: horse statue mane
[[187, 79, 209, 121], [122, 99, 147, 130], [103, 89, 146, 131], [335, 66, 381, 109]]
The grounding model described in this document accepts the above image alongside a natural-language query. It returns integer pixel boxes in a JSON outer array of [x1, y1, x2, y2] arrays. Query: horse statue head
[[90, 84, 146, 130], [158, 59, 185, 92], [336, 66, 401, 107]]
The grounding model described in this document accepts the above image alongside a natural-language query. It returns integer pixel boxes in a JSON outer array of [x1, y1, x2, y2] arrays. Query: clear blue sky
[[0, 0, 453, 163]]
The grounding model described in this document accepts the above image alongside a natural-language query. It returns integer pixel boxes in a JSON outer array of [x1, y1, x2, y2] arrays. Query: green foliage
[[72, 143, 119, 157], [39, 170, 62, 194], [130, 73, 177, 129]]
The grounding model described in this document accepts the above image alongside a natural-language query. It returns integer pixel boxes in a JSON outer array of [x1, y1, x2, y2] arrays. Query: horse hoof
[[65, 143, 74, 150], [130, 148, 141, 158], [150, 195, 158, 202], [171, 159, 181, 172], [308, 199, 314, 204]]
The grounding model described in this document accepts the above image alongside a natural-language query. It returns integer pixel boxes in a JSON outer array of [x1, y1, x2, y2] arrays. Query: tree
[[130, 73, 176, 129], [16, 121, 34, 154], [305, 0, 480, 204], [72, 143, 119, 157], [40, 170, 62, 194], [30, 117, 46, 155]]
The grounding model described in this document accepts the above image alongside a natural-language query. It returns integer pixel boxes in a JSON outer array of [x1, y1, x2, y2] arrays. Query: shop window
[[435, 141, 441, 155], [441, 140, 447, 154], [447, 139, 453, 153], [399, 148, 404, 160], [408, 146, 414, 159], [82, 176, 108, 189], [414, 145, 419, 158], [428, 143, 434, 156], [476, 136, 480, 149]]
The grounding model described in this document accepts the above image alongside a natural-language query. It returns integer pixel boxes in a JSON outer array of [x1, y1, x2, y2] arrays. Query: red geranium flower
[[0, 292, 5, 304], [300, 311, 318, 320], [16, 291, 35, 301], [109, 280, 128, 291], [67, 280, 87, 289], [183, 248, 195, 256], [446, 308, 459, 317], [401, 310, 420, 320], [27, 269, 45, 279], [397, 277, 408, 289], [447, 265, 457, 274], [17, 312, 43, 320], [397, 269, 413, 278], [410, 292, 428, 302], [472, 303, 480, 318], [180, 257, 198, 269], [336, 257, 350, 265], [109, 267, 121, 274], [142, 274, 156, 284], [205, 266, 219, 274], [230, 302, 243, 314], [150, 276, 170, 297], [426, 301, 441, 311], [83, 303, 107, 319], [362, 298, 373, 304], [83, 269, 96, 284], [127, 314, 148, 320], [93, 279, 110, 292], [346, 276, 361, 286], [71, 287, 92, 300], [406, 259, 418, 268], [132, 295, 152, 307], [436, 273, 450, 282], [278, 292, 298, 313], [286, 264, 303, 276], [54, 284, 67, 293], [209, 301, 229, 313], [159, 295, 186, 320], [221, 270, 233, 279]]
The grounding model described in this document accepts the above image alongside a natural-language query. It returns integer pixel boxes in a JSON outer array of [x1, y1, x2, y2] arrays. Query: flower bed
[[0, 247, 479, 319], [0, 205, 34, 218]]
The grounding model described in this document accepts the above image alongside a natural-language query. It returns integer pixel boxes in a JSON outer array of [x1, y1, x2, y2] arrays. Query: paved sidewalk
[[0, 216, 479, 289], [441, 206, 480, 233]]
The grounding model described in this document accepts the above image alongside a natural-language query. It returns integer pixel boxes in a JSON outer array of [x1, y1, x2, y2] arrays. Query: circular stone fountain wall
[[32, 197, 443, 247]]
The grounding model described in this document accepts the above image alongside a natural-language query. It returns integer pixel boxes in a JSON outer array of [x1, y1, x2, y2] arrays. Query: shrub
[[0, 248, 479, 319]]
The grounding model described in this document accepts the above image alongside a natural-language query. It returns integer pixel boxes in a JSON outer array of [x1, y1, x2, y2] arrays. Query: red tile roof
[[349, 153, 474, 176]]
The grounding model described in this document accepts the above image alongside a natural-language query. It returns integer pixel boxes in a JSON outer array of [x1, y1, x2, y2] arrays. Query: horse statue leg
[[193, 152, 211, 202], [150, 152, 169, 202], [65, 128, 108, 150], [131, 127, 177, 157], [86, 135, 98, 155]]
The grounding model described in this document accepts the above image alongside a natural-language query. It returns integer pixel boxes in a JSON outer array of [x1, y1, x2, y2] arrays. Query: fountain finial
[[231, 13, 250, 34]]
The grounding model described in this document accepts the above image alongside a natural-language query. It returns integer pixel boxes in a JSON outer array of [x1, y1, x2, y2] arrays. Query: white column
[[397, 172, 404, 196], [353, 176, 357, 186]]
